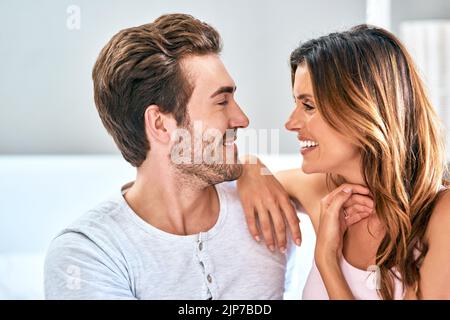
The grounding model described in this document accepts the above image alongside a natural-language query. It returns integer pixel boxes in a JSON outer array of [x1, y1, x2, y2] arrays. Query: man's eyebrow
[[210, 86, 236, 98]]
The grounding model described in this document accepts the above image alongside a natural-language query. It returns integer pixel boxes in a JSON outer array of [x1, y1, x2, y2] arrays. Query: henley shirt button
[[207, 274, 212, 283], [200, 261, 204, 268], [198, 242, 203, 251]]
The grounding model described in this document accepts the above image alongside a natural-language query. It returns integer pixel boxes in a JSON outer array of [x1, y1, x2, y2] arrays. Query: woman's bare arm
[[237, 155, 372, 253], [237, 156, 302, 252], [416, 191, 450, 299], [275, 168, 328, 231]]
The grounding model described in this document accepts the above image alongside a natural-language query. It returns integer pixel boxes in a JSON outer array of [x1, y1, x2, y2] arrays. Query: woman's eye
[[303, 103, 315, 111], [218, 100, 228, 106]]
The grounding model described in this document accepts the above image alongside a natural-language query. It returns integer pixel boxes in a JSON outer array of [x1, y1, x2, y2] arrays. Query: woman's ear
[[144, 105, 175, 144]]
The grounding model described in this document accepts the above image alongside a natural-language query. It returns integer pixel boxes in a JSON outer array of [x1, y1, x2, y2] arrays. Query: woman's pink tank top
[[302, 185, 447, 299], [302, 256, 404, 300]]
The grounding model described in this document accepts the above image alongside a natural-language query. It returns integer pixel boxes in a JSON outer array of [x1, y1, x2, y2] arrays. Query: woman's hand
[[237, 155, 374, 254], [315, 183, 373, 264], [237, 155, 301, 253]]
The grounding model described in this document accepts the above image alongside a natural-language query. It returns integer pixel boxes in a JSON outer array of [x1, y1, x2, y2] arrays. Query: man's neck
[[123, 160, 220, 236]]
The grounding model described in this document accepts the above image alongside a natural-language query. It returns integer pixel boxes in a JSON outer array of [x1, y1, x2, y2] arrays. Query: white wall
[[391, 0, 450, 35], [0, 0, 366, 155]]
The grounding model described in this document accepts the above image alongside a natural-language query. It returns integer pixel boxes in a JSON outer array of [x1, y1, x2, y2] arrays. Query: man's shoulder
[[45, 195, 132, 277], [50, 195, 128, 253], [44, 198, 135, 299], [74, 193, 126, 228]]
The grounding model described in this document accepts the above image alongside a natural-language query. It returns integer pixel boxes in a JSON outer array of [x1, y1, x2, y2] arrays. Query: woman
[[237, 25, 450, 299]]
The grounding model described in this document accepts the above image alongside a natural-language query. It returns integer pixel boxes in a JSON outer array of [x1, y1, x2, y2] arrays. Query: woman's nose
[[285, 107, 303, 131]]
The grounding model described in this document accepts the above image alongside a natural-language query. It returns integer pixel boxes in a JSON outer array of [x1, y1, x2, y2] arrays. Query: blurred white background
[[1, 0, 449, 299]]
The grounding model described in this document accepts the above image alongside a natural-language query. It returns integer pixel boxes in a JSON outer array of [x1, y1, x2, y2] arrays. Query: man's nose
[[229, 103, 249, 129]]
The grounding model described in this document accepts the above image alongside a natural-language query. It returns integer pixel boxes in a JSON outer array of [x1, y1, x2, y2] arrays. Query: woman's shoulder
[[427, 188, 450, 241]]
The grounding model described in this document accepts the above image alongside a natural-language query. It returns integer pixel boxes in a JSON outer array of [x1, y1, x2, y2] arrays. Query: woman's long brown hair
[[290, 24, 449, 299]]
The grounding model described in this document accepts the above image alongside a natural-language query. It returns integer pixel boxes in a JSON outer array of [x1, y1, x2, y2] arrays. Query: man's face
[[170, 54, 249, 185]]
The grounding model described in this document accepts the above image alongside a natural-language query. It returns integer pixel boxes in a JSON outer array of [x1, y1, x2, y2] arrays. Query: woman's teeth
[[300, 140, 319, 148]]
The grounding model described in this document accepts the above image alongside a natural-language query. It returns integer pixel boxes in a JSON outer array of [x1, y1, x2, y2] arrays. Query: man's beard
[[170, 122, 243, 186], [175, 161, 243, 186]]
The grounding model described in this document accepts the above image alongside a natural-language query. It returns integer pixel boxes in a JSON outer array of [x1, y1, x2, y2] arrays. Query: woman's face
[[285, 64, 361, 175]]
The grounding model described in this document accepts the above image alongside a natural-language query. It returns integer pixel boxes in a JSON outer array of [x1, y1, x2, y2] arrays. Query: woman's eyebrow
[[296, 93, 313, 100]]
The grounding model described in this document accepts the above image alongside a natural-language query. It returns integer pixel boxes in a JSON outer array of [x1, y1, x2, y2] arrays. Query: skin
[[286, 66, 362, 179], [284, 65, 383, 267], [124, 53, 249, 236], [238, 63, 375, 252], [239, 64, 450, 299]]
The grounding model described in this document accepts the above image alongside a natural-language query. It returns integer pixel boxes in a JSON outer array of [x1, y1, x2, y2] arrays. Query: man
[[44, 13, 286, 299]]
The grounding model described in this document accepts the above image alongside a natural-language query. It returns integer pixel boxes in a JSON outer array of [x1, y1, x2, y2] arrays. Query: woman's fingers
[[343, 194, 374, 208], [327, 188, 354, 214], [251, 196, 301, 252], [237, 159, 302, 250], [243, 203, 261, 242], [280, 199, 302, 246], [325, 184, 371, 206], [267, 203, 287, 253], [343, 204, 373, 215], [336, 184, 370, 195], [256, 203, 276, 252], [342, 198, 374, 226], [344, 210, 371, 226]]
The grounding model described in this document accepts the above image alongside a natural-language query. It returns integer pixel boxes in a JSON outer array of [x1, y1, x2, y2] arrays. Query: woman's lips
[[300, 145, 318, 156]]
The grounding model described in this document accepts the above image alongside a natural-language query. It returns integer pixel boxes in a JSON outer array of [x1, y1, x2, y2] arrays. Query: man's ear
[[144, 105, 175, 144]]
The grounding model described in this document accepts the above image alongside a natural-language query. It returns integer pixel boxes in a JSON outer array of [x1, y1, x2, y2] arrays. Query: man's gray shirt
[[44, 181, 286, 299]]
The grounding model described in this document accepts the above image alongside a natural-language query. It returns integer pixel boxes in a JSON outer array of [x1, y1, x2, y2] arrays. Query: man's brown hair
[[92, 13, 222, 167]]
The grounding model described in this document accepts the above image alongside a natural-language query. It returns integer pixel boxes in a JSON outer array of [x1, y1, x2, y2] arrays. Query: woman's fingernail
[[280, 247, 286, 254], [269, 245, 275, 252], [295, 238, 301, 246], [255, 236, 260, 242], [343, 188, 352, 193]]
